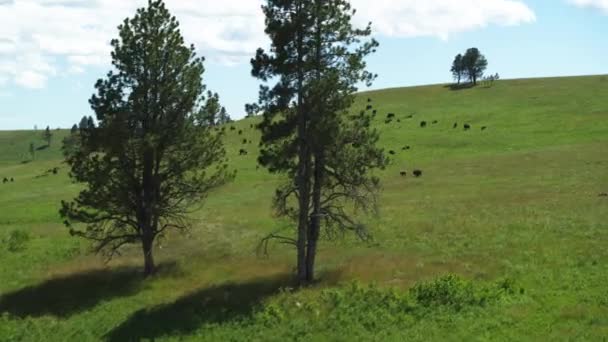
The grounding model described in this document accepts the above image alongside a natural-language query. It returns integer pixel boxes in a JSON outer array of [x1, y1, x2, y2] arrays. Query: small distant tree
[[450, 54, 464, 84], [62, 124, 81, 157], [78, 116, 89, 130], [61, 0, 234, 276], [462, 48, 488, 85], [29, 142, 35, 160], [197, 91, 229, 126], [43, 126, 52, 147], [217, 107, 231, 125]]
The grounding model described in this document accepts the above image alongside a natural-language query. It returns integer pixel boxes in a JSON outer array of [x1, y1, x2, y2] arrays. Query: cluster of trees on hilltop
[[451, 48, 488, 86], [60, 0, 384, 285]]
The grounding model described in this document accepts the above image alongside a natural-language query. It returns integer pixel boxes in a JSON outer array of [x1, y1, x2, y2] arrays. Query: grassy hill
[[0, 75, 607, 341]]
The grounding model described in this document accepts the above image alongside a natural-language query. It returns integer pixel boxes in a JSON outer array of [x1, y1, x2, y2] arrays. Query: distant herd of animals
[[2, 167, 60, 184], [227, 97, 495, 181], [372, 98, 491, 180]]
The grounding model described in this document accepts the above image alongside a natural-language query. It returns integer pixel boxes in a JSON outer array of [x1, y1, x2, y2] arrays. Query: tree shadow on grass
[[0, 263, 176, 318], [444, 83, 476, 91], [105, 272, 316, 341]]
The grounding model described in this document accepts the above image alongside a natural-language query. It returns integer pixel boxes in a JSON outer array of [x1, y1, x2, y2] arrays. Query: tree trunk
[[306, 154, 323, 283], [142, 235, 155, 277], [141, 146, 157, 277], [295, 1, 311, 287], [304, 2, 324, 285]]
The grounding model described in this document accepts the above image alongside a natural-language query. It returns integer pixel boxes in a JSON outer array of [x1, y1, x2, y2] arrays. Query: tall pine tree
[[252, 0, 386, 285], [61, 0, 233, 276]]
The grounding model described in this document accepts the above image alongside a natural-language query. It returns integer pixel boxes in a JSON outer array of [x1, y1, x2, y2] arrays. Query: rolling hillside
[[0, 75, 607, 341]]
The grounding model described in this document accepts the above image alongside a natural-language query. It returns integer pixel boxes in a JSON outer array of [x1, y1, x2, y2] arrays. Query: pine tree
[[451, 54, 464, 85], [252, 0, 386, 285], [462, 48, 488, 85], [43, 126, 52, 147], [60, 0, 234, 276]]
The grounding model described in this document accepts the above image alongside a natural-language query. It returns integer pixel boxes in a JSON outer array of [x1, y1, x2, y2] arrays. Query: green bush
[[410, 274, 517, 311], [3, 229, 31, 253]]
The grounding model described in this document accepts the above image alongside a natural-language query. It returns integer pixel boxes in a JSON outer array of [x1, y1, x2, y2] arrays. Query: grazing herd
[[377, 102, 490, 180], [2, 177, 14, 184], [229, 98, 490, 182]]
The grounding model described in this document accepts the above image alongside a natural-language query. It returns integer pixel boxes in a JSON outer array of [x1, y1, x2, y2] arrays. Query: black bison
[[243, 139, 248, 144], [464, 124, 471, 131], [453, 122, 458, 129], [385, 119, 392, 124], [413, 170, 422, 177], [420, 121, 427, 128], [367, 98, 372, 103], [402, 146, 411, 150], [230, 126, 236, 131], [10, 177, 14, 182], [372, 110, 377, 115], [2, 177, 7, 183], [406, 114, 414, 119], [366, 105, 373, 110], [387, 113, 396, 119], [249, 140, 253, 144], [400, 171, 407, 176], [481, 126, 487, 131], [599, 193, 608, 197], [250, 124, 254, 128], [389, 150, 396, 155], [432, 120, 438, 124], [397, 119, 401, 123], [239, 149, 248, 156], [238, 130, 243, 135]]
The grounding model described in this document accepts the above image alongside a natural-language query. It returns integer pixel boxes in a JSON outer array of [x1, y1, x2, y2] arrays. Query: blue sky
[[0, 0, 606, 130]]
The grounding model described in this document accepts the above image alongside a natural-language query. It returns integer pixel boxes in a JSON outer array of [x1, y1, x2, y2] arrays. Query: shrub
[[3, 230, 31, 252], [410, 274, 517, 311]]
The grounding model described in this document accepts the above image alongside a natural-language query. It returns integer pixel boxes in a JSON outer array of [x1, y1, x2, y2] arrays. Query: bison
[[453, 122, 458, 129], [389, 150, 396, 155], [400, 171, 407, 177], [481, 126, 487, 131], [420, 121, 427, 128], [239, 149, 248, 156], [413, 170, 422, 177], [464, 124, 471, 131]]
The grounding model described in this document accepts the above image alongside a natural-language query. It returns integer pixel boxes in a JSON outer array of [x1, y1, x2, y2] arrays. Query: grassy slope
[[0, 75, 607, 341]]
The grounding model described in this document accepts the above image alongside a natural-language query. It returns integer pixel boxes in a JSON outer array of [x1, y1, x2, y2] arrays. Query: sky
[[0, 0, 607, 130]]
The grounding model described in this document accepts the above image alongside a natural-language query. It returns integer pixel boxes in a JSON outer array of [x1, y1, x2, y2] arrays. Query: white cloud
[[15, 70, 47, 88], [568, 0, 608, 12], [351, 0, 536, 40], [0, 0, 535, 90]]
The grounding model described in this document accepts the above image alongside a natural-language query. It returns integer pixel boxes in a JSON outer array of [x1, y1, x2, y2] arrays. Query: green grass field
[[1, 75, 607, 341]]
